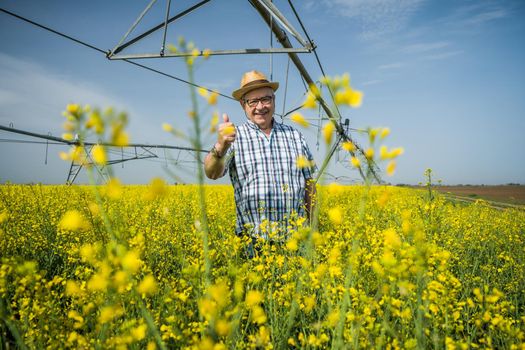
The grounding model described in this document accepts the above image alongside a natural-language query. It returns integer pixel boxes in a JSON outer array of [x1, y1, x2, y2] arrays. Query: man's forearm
[[204, 150, 225, 179]]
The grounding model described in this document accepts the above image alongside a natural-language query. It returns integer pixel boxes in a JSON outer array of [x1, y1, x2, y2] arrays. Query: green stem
[[187, 61, 211, 287]]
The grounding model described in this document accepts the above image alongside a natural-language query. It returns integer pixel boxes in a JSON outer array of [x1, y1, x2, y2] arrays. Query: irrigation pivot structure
[[106, 0, 381, 183], [0, 1, 381, 183], [0, 125, 206, 184]]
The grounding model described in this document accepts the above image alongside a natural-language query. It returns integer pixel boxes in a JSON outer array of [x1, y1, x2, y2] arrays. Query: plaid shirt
[[224, 119, 315, 237]]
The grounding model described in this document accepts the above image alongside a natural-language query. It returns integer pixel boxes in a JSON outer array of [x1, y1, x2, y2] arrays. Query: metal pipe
[[109, 47, 312, 60], [0, 124, 207, 152], [110, 0, 213, 56], [249, 0, 380, 182], [160, 0, 172, 56], [255, 0, 310, 48], [110, 0, 158, 56]]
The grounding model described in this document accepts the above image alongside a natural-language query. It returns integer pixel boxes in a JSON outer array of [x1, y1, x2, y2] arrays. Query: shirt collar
[[245, 117, 276, 132]]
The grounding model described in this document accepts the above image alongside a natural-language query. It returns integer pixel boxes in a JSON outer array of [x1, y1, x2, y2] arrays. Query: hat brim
[[232, 82, 279, 100]]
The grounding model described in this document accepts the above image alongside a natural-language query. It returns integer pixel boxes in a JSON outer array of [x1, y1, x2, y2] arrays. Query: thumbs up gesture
[[216, 113, 236, 155]]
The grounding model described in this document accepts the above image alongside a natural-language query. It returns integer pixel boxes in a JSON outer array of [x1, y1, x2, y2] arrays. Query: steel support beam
[[249, 0, 380, 183], [109, 47, 312, 60], [109, 0, 213, 57]]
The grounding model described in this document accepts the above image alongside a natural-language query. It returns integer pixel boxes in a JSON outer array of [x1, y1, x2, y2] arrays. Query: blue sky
[[1, 0, 524, 185]]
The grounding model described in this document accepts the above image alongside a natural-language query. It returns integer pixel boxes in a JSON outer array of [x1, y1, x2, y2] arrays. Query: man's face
[[241, 87, 275, 130]]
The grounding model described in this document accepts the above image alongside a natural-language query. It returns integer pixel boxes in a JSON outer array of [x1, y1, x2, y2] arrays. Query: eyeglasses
[[243, 95, 274, 108]]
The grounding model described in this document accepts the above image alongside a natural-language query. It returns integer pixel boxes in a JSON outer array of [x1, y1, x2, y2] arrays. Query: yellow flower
[[210, 111, 219, 132], [251, 305, 267, 324], [62, 133, 74, 141], [347, 89, 363, 107], [167, 43, 177, 53], [308, 83, 321, 97], [328, 246, 341, 265], [341, 73, 350, 88], [65, 280, 82, 297], [144, 177, 168, 200], [91, 144, 107, 165], [256, 326, 270, 345], [105, 177, 123, 199], [383, 228, 401, 249], [131, 324, 148, 341], [113, 270, 129, 291], [221, 125, 235, 136], [328, 207, 343, 225], [207, 91, 218, 105], [380, 146, 388, 160], [86, 111, 104, 134], [112, 130, 129, 147], [245, 290, 264, 308], [0, 210, 8, 223], [88, 272, 108, 292], [342, 141, 355, 152], [66, 104, 81, 117], [386, 161, 397, 176], [381, 250, 397, 267], [138, 274, 158, 295], [303, 93, 317, 109], [198, 87, 209, 97], [323, 121, 335, 144], [59, 151, 69, 161], [67, 104, 80, 114], [215, 319, 231, 337], [380, 127, 390, 139], [209, 281, 229, 308], [320, 76, 331, 86], [191, 48, 200, 57], [369, 128, 378, 143], [80, 243, 99, 263], [286, 238, 298, 251], [334, 91, 346, 105], [376, 191, 391, 207], [98, 305, 123, 324], [70, 146, 87, 164], [389, 147, 404, 158], [121, 250, 142, 273], [290, 112, 309, 127], [62, 121, 75, 132], [59, 210, 89, 231], [203, 48, 211, 59], [296, 155, 313, 169], [303, 296, 316, 313], [326, 309, 340, 327], [67, 310, 84, 322], [350, 156, 361, 168], [162, 123, 173, 132], [365, 148, 374, 160]]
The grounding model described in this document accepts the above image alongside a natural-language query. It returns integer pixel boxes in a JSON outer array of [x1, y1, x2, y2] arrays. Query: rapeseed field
[[1, 184, 524, 349], [2, 42, 524, 349]]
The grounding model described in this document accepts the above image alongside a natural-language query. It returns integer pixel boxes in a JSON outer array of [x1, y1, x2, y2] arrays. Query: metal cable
[[0, 7, 235, 101], [287, 0, 343, 121]]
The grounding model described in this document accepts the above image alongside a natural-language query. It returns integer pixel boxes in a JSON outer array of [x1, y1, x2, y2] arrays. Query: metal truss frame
[[106, 0, 314, 61], [105, 0, 380, 182]]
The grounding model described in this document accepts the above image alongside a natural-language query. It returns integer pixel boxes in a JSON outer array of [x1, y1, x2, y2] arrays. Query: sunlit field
[[2, 41, 524, 349], [1, 184, 524, 349]]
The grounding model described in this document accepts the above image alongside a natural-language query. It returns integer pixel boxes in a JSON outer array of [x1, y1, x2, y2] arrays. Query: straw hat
[[232, 70, 279, 100]]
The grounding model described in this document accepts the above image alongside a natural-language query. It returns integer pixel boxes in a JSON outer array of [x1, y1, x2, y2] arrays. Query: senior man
[[204, 70, 316, 239]]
